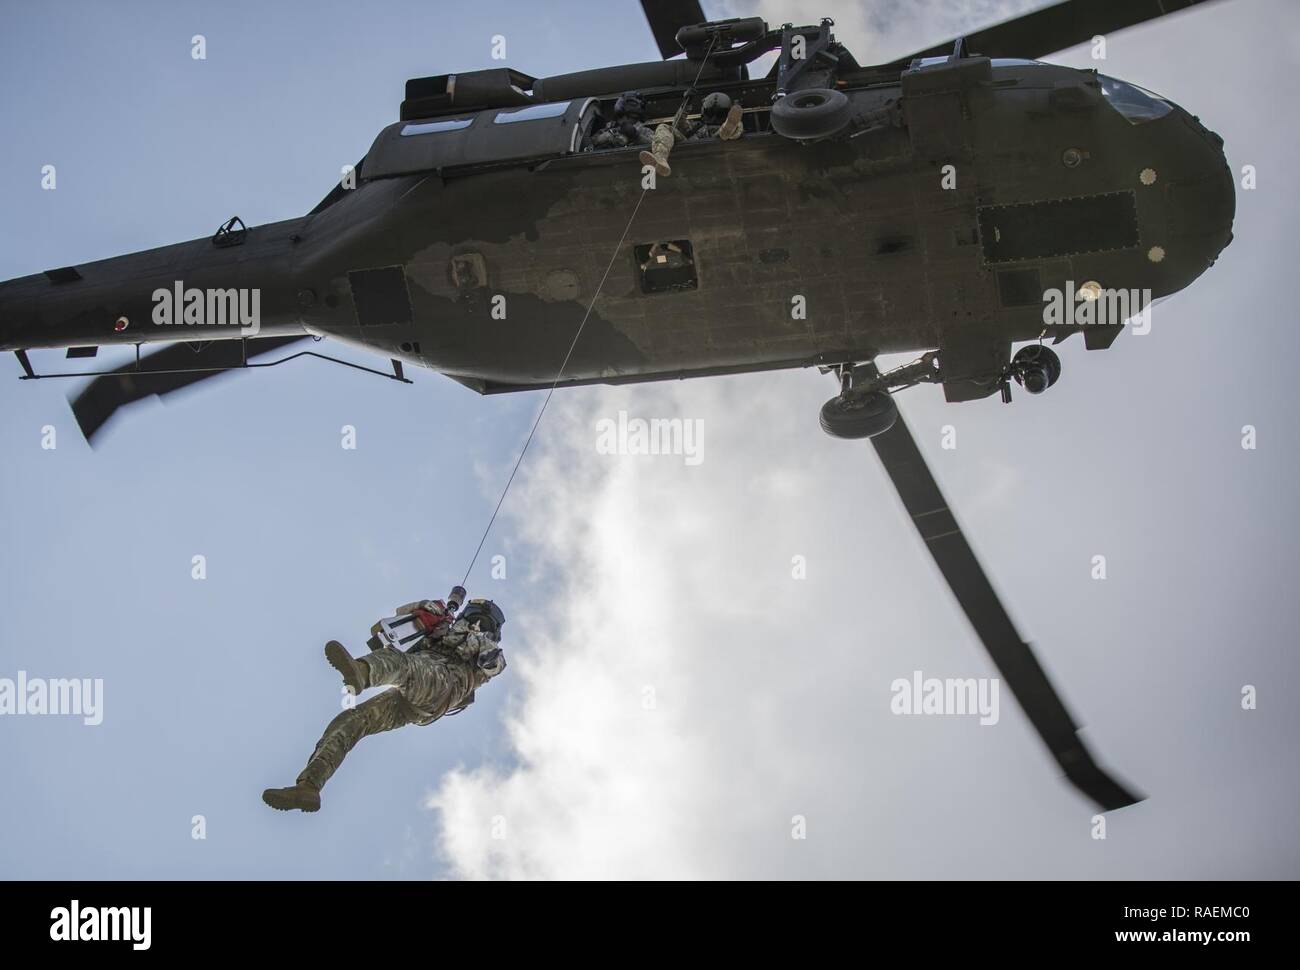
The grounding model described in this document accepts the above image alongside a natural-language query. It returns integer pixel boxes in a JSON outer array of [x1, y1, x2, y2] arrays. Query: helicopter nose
[[1163, 112, 1236, 277]]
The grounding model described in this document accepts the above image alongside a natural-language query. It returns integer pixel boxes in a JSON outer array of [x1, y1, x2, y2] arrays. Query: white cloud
[[425, 371, 1056, 878], [722, 0, 1042, 66]]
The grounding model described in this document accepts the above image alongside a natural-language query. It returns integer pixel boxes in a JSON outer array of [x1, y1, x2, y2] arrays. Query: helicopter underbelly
[[336, 132, 987, 388], [340, 88, 1231, 394]]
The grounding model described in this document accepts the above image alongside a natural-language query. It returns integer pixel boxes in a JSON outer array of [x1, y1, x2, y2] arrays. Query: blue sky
[[0, 0, 568, 878], [2, 0, 1299, 879]]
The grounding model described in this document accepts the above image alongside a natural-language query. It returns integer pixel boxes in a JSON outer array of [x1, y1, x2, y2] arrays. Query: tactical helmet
[[701, 91, 733, 124], [614, 92, 646, 119], [460, 599, 506, 639]]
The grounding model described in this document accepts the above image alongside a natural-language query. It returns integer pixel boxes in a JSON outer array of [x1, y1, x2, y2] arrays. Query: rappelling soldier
[[262, 590, 507, 813], [640, 90, 744, 177]]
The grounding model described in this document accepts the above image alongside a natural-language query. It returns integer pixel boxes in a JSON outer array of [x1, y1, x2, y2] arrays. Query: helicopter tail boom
[[0, 216, 310, 355]]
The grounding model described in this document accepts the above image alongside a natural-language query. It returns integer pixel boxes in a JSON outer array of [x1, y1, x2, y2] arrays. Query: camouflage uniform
[[590, 117, 654, 149], [296, 617, 505, 791], [686, 93, 745, 141], [264, 594, 507, 813], [639, 123, 682, 177], [590, 92, 655, 150], [640, 93, 743, 177]]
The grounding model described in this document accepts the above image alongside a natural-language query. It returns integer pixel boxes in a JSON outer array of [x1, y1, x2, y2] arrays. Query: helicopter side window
[[915, 56, 1042, 68], [400, 117, 475, 136], [1098, 75, 1172, 124], [493, 101, 571, 124]]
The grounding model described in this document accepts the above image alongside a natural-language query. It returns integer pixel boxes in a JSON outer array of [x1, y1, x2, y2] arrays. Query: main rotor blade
[[869, 406, 1143, 811], [640, 0, 707, 59], [886, 0, 1214, 66], [70, 335, 308, 443]]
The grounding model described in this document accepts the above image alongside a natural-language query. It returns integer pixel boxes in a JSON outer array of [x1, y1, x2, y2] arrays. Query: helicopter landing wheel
[[771, 88, 852, 141], [819, 389, 898, 439]]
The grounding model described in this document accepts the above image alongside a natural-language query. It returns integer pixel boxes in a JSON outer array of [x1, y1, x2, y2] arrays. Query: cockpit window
[[1098, 75, 1172, 124]]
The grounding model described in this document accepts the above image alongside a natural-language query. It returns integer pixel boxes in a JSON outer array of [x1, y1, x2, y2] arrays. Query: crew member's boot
[[638, 124, 675, 177], [718, 103, 744, 141], [325, 640, 370, 695], [261, 780, 321, 813]]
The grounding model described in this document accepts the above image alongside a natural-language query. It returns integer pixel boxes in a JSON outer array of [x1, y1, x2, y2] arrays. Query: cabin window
[[494, 101, 571, 124], [401, 117, 475, 136], [634, 241, 698, 294]]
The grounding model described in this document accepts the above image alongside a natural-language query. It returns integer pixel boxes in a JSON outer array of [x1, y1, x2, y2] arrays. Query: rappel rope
[[459, 41, 718, 587], [458, 187, 647, 586]]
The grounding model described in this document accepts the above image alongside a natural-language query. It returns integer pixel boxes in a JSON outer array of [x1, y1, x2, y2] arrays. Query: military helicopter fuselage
[[0, 3, 1237, 811], [0, 16, 1233, 422]]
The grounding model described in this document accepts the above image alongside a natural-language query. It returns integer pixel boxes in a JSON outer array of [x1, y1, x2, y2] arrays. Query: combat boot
[[718, 103, 744, 141], [638, 146, 672, 177], [325, 640, 369, 695], [638, 124, 674, 177], [262, 781, 321, 813]]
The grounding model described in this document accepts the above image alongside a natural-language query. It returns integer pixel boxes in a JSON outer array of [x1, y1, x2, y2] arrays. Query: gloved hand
[[477, 645, 507, 679]]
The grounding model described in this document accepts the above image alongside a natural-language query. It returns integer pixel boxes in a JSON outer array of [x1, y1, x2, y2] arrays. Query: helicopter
[[0, 0, 1235, 811]]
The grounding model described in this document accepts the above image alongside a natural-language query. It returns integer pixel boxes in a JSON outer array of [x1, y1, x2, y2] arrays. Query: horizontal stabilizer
[[70, 336, 308, 443]]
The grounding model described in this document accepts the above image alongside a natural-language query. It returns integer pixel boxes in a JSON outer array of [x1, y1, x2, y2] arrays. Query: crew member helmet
[[614, 91, 646, 119], [459, 599, 506, 639], [701, 91, 733, 124]]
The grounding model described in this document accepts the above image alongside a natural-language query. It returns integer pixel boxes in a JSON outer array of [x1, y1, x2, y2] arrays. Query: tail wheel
[[820, 390, 898, 439], [771, 88, 852, 141]]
